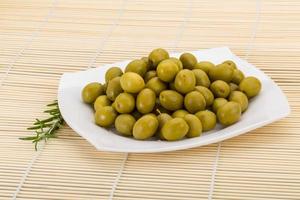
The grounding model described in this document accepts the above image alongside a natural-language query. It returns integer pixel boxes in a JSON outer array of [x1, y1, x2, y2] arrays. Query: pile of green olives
[[82, 48, 261, 141]]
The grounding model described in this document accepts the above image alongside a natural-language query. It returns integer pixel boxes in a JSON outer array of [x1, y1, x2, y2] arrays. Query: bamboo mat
[[0, 0, 299, 199]]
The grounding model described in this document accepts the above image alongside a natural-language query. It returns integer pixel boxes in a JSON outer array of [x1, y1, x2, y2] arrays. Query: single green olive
[[222, 60, 237, 70], [105, 67, 123, 83], [106, 77, 123, 101], [161, 118, 189, 141], [172, 109, 189, 118], [210, 80, 230, 98], [192, 69, 211, 88], [120, 72, 145, 93], [195, 110, 216, 131], [194, 86, 214, 107], [169, 57, 183, 70], [114, 93, 135, 113], [174, 69, 196, 94], [194, 61, 215, 74], [146, 77, 167, 95], [230, 83, 239, 92], [232, 69, 245, 84], [144, 70, 157, 83], [157, 59, 179, 82], [184, 91, 206, 113], [93, 95, 111, 111], [133, 114, 159, 140], [82, 82, 105, 104], [159, 90, 184, 111], [157, 113, 172, 139], [95, 106, 117, 127], [212, 98, 228, 113], [229, 91, 249, 112], [184, 114, 202, 138], [136, 88, 156, 114], [217, 101, 241, 126], [148, 48, 169, 68], [239, 76, 261, 98], [209, 63, 234, 83], [180, 53, 197, 69], [125, 59, 148, 77], [115, 114, 136, 136]]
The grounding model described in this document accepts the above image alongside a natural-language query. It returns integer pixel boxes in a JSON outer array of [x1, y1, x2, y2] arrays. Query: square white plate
[[58, 47, 290, 153]]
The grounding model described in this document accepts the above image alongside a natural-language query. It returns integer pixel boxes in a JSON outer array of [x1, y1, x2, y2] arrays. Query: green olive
[[172, 109, 189, 118], [230, 83, 239, 92], [157, 113, 172, 139], [105, 67, 123, 83], [148, 48, 169, 68], [209, 63, 233, 82], [194, 86, 214, 107], [192, 69, 211, 88], [157, 59, 179, 82], [146, 77, 167, 95], [115, 114, 136, 136], [114, 93, 135, 113], [210, 80, 230, 98], [169, 57, 183, 70], [194, 61, 215, 73], [106, 77, 123, 101], [212, 98, 228, 113], [93, 95, 111, 111], [229, 91, 248, 112], [82, 82, 105, 104], [125, 59, 148, 77], [232, 69, 245, 84], [144, 70, 157, 83], [174, 69, 196, 94], [136, 88, 156, 114], [217, 101, 241, 126], [180, 53, 197, 69], [159, 90, 184, 111], [222, 60, 237, 70], [95, 106, 117, 127], [141, 56, 153, 71], [161, 118, 189, 141], [195, 110, 216, 131], [120, 72, 145, 93], [184, 91, 206, 113], [184, 114, 202, 138], [133, 114, 159, 140], [239, 76, 261, 98]]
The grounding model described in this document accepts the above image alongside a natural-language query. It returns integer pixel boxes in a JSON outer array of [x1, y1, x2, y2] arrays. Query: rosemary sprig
[[20, 100, 64, 150]]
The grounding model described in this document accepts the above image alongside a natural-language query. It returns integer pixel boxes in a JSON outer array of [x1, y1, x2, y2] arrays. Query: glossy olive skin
[[209, 63, 234, 83], [174, 69, 196, 94], [157, 59, 179, 82], [144, 70, 157, 83], [192, 69, 211, 88], [159, 90, 184, 111], [95, 106, 117, 127], [105, 67, 123, 83], [230, 83, 239, 92], [184, 114, 202, 138], [133, 114, 159, 140], [136, 88, 156, 114], [157, 113, 172, 139], [169, 57, 183, 70], [82, 82, 105, 104], [120, 72, 145, 93], [194, 61, 215, 74], [115, 114, 136, 136], [195, 110, 216, 131], [239, 76, 261, 98], [210, 80, 230, 98], [232, 69, 245, 84], [172, 109, 189, 118], [222, 60, 237, 70], [180, 53, 197, 69], [146, 77, 167, 95], [212, 98, 228, 113], [114, 93, 135, 113], [184, 91, 206, 113], [125, 59, 147, 77], [141, 56, 152, 71], [161, 118, 189, 141], [93, 95, 111, 111], [106, 77, 123, 101], [217, 101, 241, 126], [229, 91, 249, 112], [195, 86, 214, 107], [148, 48, 169, 68]]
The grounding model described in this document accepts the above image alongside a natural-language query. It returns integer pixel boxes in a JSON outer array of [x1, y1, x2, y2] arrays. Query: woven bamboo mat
[[0, 0, 299, 199]]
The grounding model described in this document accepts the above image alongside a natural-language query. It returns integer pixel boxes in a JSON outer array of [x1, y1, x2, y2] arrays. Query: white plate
[[58, 47, 290, 153]]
